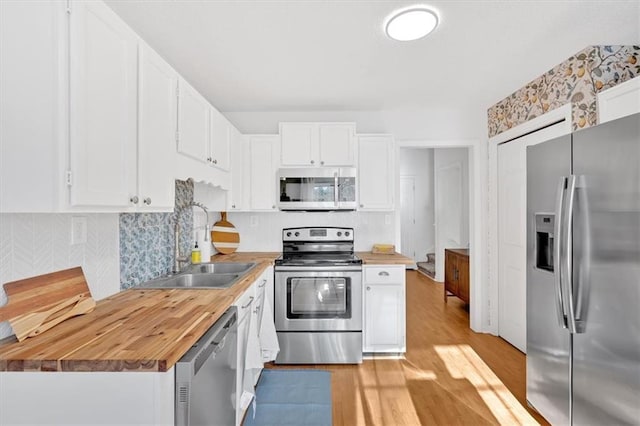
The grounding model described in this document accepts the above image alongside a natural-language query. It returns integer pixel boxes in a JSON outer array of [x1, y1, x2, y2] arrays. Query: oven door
[[274, 266, 362, 331]]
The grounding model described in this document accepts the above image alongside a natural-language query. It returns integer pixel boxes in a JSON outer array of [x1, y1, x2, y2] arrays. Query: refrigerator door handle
[[563, 175, 579, 334], [554, 176, 568, 328]]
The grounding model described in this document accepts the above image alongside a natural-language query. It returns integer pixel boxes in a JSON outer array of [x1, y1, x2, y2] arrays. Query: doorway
[[399, 147, 470, 283]]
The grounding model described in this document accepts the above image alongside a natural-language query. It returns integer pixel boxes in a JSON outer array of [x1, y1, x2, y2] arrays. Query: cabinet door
[[280, 123, 315, 166], [249, 136, 279, 211], [318, 124, 355, 166], [228, 128, 245, 210], [457, 256, 470, 303], [358, 135, 394, 210], [209, 107, 230, 171], [177, 78, 209, 163], [69, 1, 137, 207], [444, 251, 458, 294], [364, 283, 405, 352], [137, 42, 177, 211]]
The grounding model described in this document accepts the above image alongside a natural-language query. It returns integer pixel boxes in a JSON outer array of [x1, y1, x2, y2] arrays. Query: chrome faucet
[[174, 201, 210, 273]]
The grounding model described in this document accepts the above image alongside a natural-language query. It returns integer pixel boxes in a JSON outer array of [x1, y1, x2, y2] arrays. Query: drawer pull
[[241, 296, 254, 309], [258, 279, 266, 288], [378, 271, 390, 276]]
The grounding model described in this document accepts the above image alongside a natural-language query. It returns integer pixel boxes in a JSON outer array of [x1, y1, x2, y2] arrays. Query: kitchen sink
[[141, 272, 242, 289], [185, 262, 257, 275]]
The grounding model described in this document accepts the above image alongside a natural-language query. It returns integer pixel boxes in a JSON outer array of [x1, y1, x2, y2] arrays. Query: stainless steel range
[[274, 227, 363, 364]]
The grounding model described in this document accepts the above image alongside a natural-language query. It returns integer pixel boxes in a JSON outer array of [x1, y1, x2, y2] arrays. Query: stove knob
[[286, 232, 292, 237], [295, 232, 300, 237], [337, 231, 342, 237], [345, 231, 350, 237]]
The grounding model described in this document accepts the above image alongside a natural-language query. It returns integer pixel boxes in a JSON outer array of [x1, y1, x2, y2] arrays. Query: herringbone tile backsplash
[[0, 213, 120, 339]]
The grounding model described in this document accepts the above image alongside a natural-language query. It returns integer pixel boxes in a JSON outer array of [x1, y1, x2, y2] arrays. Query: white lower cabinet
[[363, 265, 406, 353], [0, 370, 175, 425], [233, 266, 275, 425]]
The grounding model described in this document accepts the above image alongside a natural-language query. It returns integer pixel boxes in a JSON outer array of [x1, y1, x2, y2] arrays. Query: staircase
[[417, 253, 436, 279]]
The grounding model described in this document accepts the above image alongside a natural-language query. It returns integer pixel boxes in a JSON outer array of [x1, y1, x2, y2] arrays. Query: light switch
[[71, 216, 87, 245]]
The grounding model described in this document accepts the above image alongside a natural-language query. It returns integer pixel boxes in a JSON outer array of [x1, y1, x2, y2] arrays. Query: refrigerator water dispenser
[[535, 214, 554, 272]]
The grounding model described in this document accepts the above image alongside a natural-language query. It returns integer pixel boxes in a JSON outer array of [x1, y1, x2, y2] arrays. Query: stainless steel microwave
[[277, 167, 357, 211]]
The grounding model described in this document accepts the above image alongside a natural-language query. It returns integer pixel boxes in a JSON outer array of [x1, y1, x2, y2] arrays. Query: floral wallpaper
[[488, 45, 640, 137], [119, 179, 194, 289]]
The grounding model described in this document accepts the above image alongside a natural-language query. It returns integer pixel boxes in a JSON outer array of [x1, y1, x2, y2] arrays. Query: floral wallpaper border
[[488, 45, 640, 137]]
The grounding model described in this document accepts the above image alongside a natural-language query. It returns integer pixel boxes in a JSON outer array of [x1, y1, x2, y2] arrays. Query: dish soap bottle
[[191, 241, 201, 264]]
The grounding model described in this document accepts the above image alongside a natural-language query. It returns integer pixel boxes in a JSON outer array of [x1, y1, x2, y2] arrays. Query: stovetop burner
[[276, 227, 360, 267]]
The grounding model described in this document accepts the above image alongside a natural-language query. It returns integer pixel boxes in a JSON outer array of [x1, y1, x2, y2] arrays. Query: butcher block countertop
[[357, 251, 416, 267], [0, 256, 277, 373]]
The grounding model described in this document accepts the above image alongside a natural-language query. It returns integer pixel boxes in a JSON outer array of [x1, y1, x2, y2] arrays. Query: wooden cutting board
[[0, 267, 96, 341], [211, 211, 240, 254]]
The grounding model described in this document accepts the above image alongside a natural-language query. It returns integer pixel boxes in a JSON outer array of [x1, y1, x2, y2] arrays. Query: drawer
[[364, 265, 405, 284], [234, 281, 256, 320]]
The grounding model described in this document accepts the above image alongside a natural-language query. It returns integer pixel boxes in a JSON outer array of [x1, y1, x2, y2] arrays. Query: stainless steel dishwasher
[[175, 306, 238, 426]]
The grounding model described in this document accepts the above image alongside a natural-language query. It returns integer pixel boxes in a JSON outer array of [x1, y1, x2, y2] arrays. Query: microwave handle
[[334, 172, 339, 207]]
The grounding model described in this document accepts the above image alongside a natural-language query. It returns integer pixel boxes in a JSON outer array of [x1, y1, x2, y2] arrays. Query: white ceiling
[[105, 0, 640, 114]]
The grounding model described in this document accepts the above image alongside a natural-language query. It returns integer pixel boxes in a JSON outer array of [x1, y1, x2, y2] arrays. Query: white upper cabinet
[[358, 135, 395, 210], [248, 135, 280, 211], [68, 0, 138, 207], [0, 1, 66, 212], [209, 107, 231, 171], [228, 128, 246, 211], [177, 78, 210, 164], [137, 42, 177, 211], [280, 123, 355, 167]]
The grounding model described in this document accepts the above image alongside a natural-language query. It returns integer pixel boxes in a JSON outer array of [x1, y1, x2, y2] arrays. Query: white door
[[400, 176, 417, 261], [358, 135, 394, 210], [177, 78, 209, 163], [364, 283, 404, 352], [280, 123, 314, 166], [209, 107, 230, 171], [249, 136, 279, 211], [69, 1, 137, 207], [318, 124, 355, 166], [138, 42, 177, 211], [498, 139, 527, 353]]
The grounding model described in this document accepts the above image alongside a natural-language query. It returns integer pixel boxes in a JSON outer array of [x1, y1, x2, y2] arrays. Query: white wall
[[224, 107, 483, 140], [433, 148, 470, 281], [0, 213, 120, 339], [399, 148, 435, 261], [224, 211, 395, 252]]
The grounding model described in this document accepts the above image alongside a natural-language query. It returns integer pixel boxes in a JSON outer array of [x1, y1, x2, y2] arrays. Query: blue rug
[[244, 369, 332, 426]]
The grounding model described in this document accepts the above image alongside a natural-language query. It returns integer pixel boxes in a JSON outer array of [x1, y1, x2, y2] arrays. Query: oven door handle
[[274, 265, 363, 272]]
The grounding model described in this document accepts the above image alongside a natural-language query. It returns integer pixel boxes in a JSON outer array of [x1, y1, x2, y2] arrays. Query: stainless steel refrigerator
[[526, 112, 640, 425]]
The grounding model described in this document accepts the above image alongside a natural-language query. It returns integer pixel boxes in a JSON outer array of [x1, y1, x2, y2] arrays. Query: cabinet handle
[[259, 279, 266, 288], [231, 204, 236, 209], [378, 271, 390, 276], [213, 159, 218, 164], [310, 160, 315, 165], [130, 196, 139, 204], [253, 304, 261, 314], [241, 296, 254, 309], [207, 157, 212, 162], [143, 197, 152, 205], [360, 204, 364, 208], [367, 286, 371, 291], [320, 161, 325, 165], [272, 205, 276, 209]]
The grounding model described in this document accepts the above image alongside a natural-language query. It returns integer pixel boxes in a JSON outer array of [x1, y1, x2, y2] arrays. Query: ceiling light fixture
[[385, 7, 439, 41]]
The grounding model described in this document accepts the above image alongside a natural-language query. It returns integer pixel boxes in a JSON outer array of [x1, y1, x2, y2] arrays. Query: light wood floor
[[270, 271, 549, 425]]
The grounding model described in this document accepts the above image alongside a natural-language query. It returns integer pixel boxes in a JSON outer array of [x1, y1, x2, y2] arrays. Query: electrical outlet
[[71, 216, 87, 245], [250, 216, 258, 227]]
